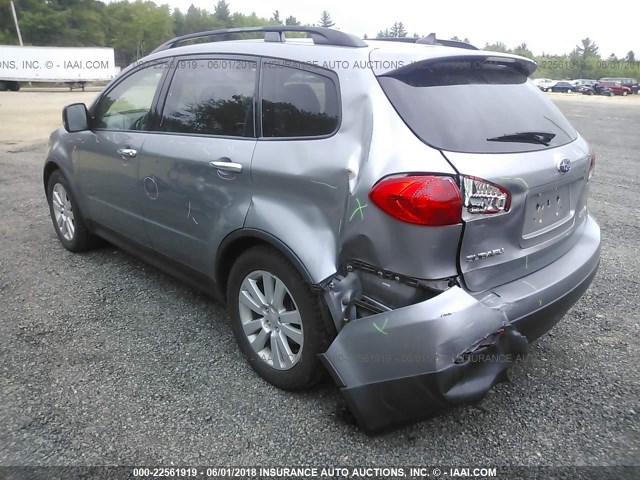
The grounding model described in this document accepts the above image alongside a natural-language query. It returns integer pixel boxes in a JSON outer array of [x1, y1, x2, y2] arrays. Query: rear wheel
[[622, 90, 628, 96], [227, 246, 333, 390], [47, 170, 99, 252], [8, 81, 20, 91]]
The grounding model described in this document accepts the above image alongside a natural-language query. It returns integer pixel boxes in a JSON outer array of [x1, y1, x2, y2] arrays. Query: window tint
[[261, 64, 339, 137], [160, 59, 257, 137], [378, 60, 577, 153], [94, 66, 164, 131]]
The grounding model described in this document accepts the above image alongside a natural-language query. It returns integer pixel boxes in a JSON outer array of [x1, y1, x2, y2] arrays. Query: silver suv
[[44, 27, 601, 434]]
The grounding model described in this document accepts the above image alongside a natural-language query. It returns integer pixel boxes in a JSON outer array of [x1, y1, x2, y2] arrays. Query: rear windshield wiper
[[487, 131, 556, 146]]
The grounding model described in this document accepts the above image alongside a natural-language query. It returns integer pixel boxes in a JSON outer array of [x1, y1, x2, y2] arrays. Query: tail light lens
[[369, 175, 462, 226], [587, 150, 596, 182], [462, 176, 511, 215]]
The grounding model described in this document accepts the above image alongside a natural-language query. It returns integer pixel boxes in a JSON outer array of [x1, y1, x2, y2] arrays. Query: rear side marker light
[[369, 175, 462, 226], [462, 176, 511, 215], [587, 150, 596, 182]]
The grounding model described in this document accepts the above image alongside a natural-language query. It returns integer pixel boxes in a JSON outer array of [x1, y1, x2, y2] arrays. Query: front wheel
[[47, 170, 99, 252], [227, 246, 333, 390]]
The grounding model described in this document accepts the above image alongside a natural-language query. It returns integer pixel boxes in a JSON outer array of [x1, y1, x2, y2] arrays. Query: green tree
[[213, 0, 231, 26], [271, 10, 281, 24], [390, 22, 407, 38], [576, 37, 599, 58], [285, 15, 300, 26], [572, 38, 599, 77], [318, 10, 335, 28], [625, 50, 636, 63], [513, 43, 534, 59], [172, 8, 185, 36], [105, 0, 174, 64], [484, 41, 511, 53]]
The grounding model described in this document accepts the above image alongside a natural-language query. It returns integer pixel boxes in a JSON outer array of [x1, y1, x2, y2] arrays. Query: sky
[[155, 0, 640, 58]]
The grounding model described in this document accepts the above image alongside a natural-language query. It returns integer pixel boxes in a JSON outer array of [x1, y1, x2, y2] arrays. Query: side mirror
[[62, 103, 89, 132]]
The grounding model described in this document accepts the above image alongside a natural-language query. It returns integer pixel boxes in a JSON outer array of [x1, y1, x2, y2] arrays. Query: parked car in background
[[600, 77, 639, 93], [599, 81, 632, 96], [571, 79, 598, 89], [580, 84, 614, 96], [534, 78, 557, 91], [549, 81, 575, 93]]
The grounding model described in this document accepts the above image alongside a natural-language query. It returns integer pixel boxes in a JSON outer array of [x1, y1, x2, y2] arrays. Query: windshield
[[378, 60, 577, 153]]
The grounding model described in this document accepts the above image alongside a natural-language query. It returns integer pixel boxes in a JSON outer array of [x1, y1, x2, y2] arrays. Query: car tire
[[622, 91, 628, 96], [227, 245, 334, 391], [567, 89, 572, 93], [47, 170, 99, 252]]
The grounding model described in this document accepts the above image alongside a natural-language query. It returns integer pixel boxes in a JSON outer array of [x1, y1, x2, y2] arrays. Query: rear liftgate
[[317, 263, 528, 434]]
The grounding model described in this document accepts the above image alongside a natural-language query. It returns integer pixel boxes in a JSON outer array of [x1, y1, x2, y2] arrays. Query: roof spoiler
[[380, 54, 538, 77], [376, 33, 479, 51]]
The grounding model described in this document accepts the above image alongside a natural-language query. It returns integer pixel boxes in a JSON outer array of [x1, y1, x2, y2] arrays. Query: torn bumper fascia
[[320, 215, 601, 434]]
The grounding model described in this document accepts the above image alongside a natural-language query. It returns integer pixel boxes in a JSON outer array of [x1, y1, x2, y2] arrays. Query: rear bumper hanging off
[[320, 215, 600, 434]]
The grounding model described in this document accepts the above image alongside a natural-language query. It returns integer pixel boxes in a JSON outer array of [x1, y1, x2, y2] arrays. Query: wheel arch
[[43, 159, 61, 193], [215, 229, 317, 298]]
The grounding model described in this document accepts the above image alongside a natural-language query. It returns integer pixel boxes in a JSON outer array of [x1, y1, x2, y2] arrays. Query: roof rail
[[376, 33, 478, 51], [152, 26, 367, 53]]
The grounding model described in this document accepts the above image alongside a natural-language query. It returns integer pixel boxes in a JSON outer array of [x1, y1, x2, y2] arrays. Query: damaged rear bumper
[[320, 215, 600, 434]]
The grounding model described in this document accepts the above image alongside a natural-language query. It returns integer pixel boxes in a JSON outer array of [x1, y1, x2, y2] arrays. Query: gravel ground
[[0, 96, 638, 468]]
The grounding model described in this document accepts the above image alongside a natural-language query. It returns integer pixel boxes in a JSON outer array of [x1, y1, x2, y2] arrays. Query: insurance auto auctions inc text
[[255, 466, 497, 478]]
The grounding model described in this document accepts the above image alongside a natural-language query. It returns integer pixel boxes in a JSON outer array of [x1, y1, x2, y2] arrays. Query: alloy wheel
[[51, 183, 75, 241], [238, 270, 303, 370]]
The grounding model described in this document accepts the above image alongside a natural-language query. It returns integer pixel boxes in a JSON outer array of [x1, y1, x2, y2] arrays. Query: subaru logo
[[557, 158, 571, 174]]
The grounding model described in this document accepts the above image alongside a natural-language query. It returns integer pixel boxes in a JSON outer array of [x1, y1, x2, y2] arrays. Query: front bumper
[[320, 215, 600, 434]]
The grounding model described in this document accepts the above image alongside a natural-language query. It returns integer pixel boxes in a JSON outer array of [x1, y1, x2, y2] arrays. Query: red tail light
[[369, 175, 462, 226]]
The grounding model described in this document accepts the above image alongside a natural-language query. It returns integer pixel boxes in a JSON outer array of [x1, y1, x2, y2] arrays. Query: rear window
[[378, 60, 577, 153], [261, 63, 339, 138]]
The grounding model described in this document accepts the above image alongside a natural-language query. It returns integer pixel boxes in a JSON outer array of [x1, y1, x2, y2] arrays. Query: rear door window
[[159, 59, 257, 137], [378, 59, 578, 153], [260, 63, 339, 138]]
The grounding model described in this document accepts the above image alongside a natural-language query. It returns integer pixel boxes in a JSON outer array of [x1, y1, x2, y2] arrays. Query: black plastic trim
[[216, 228, 316, 291], [88, 221, 224, 302]]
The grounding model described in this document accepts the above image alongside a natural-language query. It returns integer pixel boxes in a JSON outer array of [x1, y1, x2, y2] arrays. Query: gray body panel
[[75, 130, 149, 243], [444, 135, 592, 291], [138, 134, 256, 272]]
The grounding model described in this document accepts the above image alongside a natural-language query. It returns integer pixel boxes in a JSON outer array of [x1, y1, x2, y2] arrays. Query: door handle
[[117, 147, 137, 158], [209, 159, 243, 173]]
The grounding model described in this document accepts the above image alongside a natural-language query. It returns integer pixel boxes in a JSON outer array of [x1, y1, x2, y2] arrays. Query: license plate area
[[522, 183, 572, 238]]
